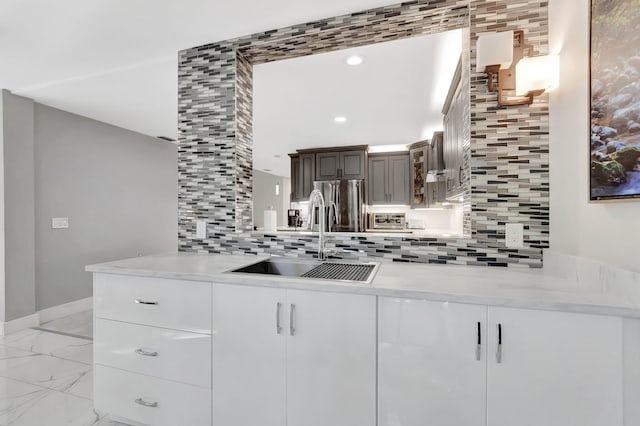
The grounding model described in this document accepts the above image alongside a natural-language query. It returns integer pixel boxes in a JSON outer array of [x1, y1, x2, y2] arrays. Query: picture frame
[[589, 0, 640, 201]]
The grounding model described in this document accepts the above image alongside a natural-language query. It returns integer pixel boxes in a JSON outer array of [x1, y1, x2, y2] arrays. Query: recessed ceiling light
[[274, 154, 281, 158], [334, 116, 347, 123], [264, 168, 272, 172], [346, 55, 363, 66]]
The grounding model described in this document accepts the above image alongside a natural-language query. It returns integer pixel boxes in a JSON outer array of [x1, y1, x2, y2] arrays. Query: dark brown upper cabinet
[[289, 153, 316, 202], [442, 57, 466, 201], [315, 148, 367, 181], [368, 153, 410, 205]]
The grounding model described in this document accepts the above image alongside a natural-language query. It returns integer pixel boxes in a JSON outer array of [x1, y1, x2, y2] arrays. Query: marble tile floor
[[37, 310, 93, 340], [0, 311, 124, 425]]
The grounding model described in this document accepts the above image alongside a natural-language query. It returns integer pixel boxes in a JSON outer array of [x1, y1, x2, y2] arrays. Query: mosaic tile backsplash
[[177, 0, 549, 268]]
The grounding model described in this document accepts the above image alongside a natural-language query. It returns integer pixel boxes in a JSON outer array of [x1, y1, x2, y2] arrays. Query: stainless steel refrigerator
[[311, 180, 365, 232]]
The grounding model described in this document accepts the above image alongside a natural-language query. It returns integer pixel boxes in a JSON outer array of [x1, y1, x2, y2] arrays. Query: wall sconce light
[[477, 30, 558, 107]]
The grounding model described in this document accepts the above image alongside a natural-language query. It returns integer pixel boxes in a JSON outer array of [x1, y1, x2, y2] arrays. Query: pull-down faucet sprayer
[[308, 189, 327, 261]]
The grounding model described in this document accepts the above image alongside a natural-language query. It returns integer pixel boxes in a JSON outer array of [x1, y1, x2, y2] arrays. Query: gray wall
[[252, 170, 289, 229], [0, 91, 3, 321], [33, 104, 177, 311], [2, 90, 36, 321]]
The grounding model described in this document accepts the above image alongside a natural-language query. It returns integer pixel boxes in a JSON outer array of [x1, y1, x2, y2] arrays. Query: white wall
[[252, 170, 290, 229], [549, 0, 640, 272], [0, 91, 5, 321]]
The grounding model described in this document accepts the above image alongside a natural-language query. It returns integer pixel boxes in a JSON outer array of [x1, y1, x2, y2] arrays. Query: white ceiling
[[253, 29, 462, 177], [0, 0, 399, 138]]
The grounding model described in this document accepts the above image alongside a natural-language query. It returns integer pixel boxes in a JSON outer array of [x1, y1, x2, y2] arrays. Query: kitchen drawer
[[94, 273, 211, 334], [94, 365, 211, 426], [95, 318, 211, 388]]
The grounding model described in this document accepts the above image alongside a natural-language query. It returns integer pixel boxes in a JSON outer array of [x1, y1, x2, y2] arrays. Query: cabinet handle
[[134, 348, 158, 357], [476, 322, 482, 361], [276, 302, 282, 334], [134, 299, 158, 305], [135, 398, 158, 408], [496, 323, 503, 364], [289, 304, 296, 336]]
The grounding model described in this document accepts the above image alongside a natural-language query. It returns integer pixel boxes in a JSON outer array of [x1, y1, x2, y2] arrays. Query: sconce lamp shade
[[515, 55, 559, 95], [476, 31, 514, 72]]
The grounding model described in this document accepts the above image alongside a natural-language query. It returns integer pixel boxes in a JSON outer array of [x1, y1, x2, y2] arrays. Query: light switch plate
[[505, 223, 524, 248], [196, 221, 207, 239], [52, 217, 69, 229]]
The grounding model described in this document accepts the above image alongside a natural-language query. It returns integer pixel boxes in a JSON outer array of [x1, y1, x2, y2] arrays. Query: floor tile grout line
[[0, 371, 94, 401], [0, 341, 94, 366], [31, 327, 93, 341]]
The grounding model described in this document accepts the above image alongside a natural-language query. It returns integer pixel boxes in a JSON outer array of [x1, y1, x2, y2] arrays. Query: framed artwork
[[590, 0, 640, 200]]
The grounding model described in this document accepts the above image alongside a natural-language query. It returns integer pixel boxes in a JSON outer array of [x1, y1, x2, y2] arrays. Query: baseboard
[[38, 296, 93, 324], [0, 313, 39, 336]]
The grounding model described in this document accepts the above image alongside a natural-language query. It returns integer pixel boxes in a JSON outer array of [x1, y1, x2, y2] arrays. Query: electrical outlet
[[52, 217, 69, 229], [196, 221, 207, 239], [505, 223, 524, 248]]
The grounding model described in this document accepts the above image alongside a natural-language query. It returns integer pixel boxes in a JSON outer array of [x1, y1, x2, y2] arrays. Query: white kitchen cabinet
[[213, 284, 376, 426], [623, 318, 640, 425], [95, 273, 212, 334], [286, 289, 377, 426], [213, 284, 287, 426], [379, 300, 624, 426], [487, 307, 623, 426], [95, 365, 211, 426], [93, 273, 213, 426], [95, 318, 212, 388], [378, 297, 487, 426]]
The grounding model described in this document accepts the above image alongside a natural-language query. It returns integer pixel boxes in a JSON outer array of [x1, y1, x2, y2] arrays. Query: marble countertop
[[86, 252, 640, 318]]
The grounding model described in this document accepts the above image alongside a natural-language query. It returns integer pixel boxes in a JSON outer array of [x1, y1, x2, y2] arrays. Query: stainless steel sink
[[229, 258, 379, 284], [232, 259, 317, 277]]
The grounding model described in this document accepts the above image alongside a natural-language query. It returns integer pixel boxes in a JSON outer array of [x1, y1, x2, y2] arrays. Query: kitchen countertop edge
[[86, 253, 640, 318]]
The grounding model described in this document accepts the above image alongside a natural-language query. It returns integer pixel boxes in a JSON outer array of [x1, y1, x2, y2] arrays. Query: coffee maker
[[287, 209, 302, 227]]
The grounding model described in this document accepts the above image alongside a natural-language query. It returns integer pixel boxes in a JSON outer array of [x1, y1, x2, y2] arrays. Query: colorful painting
[[590, 0, 640, 200]]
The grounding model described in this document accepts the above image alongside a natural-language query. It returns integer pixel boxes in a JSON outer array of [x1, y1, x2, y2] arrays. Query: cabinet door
[[290, 155, 301, 201], [315, 152, 339, 180], [286, 290, 376, 426], [213, 284, 287, 426], [444, 82, 464, 198], [368, 156, 388, 204], [487, 307, 623, 426], [340, 150, 366, 179], [300, 153, 316, 199], [378, 298, 487, 426], [388, 154, 410, 205]]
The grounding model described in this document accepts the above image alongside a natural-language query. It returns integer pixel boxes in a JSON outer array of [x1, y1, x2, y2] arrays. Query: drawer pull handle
[[276, 302, 282, 335], [496, 323, 503, 364], [134, 299, 158, 305], [289, 304, 296, 336], [135, 398, 158, 408], [476, 321, 482, 361], [134, 348, 158, 357]]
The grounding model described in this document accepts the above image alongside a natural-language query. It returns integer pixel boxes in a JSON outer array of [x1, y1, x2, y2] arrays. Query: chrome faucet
[[308, 189, 327, 261]]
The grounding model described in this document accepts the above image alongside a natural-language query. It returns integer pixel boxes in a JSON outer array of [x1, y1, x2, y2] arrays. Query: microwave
[[370, 213, 406, 230]]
